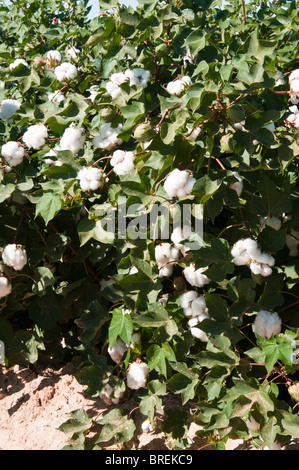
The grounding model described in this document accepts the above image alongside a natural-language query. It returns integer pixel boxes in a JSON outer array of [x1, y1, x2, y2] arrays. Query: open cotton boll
[[252, 310, 282, 339], [286, 230, 299, 256], [22, 124, 48, 149], [77, 167, 103, 191], [126, 361, 149, 390], [2, 244, 27, 271], [48, 90, 65, 103], [108, 337, 128, 363], [274, 71, 285, 87], [231, 239, 251, 265], [0, 99, 21, 120], [54, 62, 77, 81], [101, 384, 123, 405], [46, 50, 61, 64], [0, 276, 12, 298], [183, 264, 210, 288], [66, 46, 80, 59], [9, 58, 29, 70], [166, 76, 191, 96], [250, 260, 273, 277], [164, 169, 195, 198], [93, 123, 123, 151], [229, 171, 243, 197], [60, 126, 85, 154], [190, 295, 209, 317], [155, 243, 179, 277], [186, 125, 201, 141], [180, 290, 198, 311], [110, 150, 135, 175], [171, 225, 192, 256], [1, 141, 24, 167], [106, 72, 128, 99], [124, 68, 151, 88], [141, 419, 155, 433], [289, 69, 299, 83], [260, 216, 281, 231]]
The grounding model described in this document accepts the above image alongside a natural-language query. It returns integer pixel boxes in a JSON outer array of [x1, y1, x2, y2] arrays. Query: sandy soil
[[0, 361, 298, 451]]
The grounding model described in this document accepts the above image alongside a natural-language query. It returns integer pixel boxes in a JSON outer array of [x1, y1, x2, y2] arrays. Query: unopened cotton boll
[[60, 126, 85, 154], [0, 99, 21, 120], [46, 50, 61, 64], [108, 338, 128, 363], [9, 58, 29, 70], [0, 276, 12, 298], [164, 169, 195, 198], [252, 310, 281, 339], [77, 167, 103, 191], [229, 171, 243, 197], [2, 244, 27, 270], [22, 124, 48, 149], [1, 141, 24, 167], [110, 150, 135, 175], [93, 123, 123, 151], [127, 361, 149, 390], [54, 62, 77, 82], [124, 68, 151, 88]]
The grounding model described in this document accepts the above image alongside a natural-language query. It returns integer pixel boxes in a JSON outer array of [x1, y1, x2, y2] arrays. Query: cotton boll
[[108, 337, 128, 363], [124, 68, 150, 88], [22, 124, 48, 149], [141, 419, 154, 433], [260, 216, 281, 231], [127, 361, 149, 390], [231, 239, 251, 265], [48, 90, 64, 103], [183, 264, 210, 288], [46, 50, 61, 64], [186, 125, 201, 141], [158, 264, 174, 278], [166, 80, 185, 96], [286, 230, 299, 256], [9, 58, 29, 70], [289, 69, 299, 83], [106, 72, 128, 99], [93, 123, 123, 151], [101, 384, 123, 405], [0, 276, 12, 298], [2, 244, 27, 271], [190, 327, 209, 342], [252, 310, 281, 339], [66, 46, 79, 60], [181, 75, 192, 87], [274, 71, 285, 87], [291, 79, 299, 93], [190, 295, 208, 317], [229, 171, 243, 197], [180, 290, 198, 310], [77, 167, 102, 191], [164, 169, 195, 199], [1, 141, 24, 167], [54, 62, 78, 81], [171, 225, 192, 256], [60, 127, 85, 154], [110, 150, 135, 176], [0, 99, 21, 120], [155, 243, 179, 266]]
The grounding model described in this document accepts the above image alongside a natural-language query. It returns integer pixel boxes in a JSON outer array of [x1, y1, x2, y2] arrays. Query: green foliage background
[[0, 0, 299, 450]]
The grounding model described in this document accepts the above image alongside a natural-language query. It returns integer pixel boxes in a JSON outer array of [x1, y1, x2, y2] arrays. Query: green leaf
[[58, 409, 92, 435], [108, 307, 133, 348], [96, 408, 135, 444], [35, 192, 62, 225], [146, 343, 176, 378]]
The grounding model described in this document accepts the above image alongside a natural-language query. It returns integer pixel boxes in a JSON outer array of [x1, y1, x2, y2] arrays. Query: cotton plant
[[1, 141, 25, 167], [164, 169, 196, 198], [180, 291, 211, 341], [77, 167, 103, 191], [54, 62, 78, 81], [110, 150, 135, 176], [0, 99, 21, 120], [231, 238, 275, 277], [155, 242, 180, 277], [2, 244, 27, 271], [166, 76, 192, 96], [252, 310, 282, 339], [126, 360, 149, 390], [22, 124, 48, 150], [59, 126, 85, 154], [92, 123, 123, 151]]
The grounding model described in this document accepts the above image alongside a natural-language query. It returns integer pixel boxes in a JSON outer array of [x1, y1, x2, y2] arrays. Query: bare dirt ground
[[0, 361, 298, 451]]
